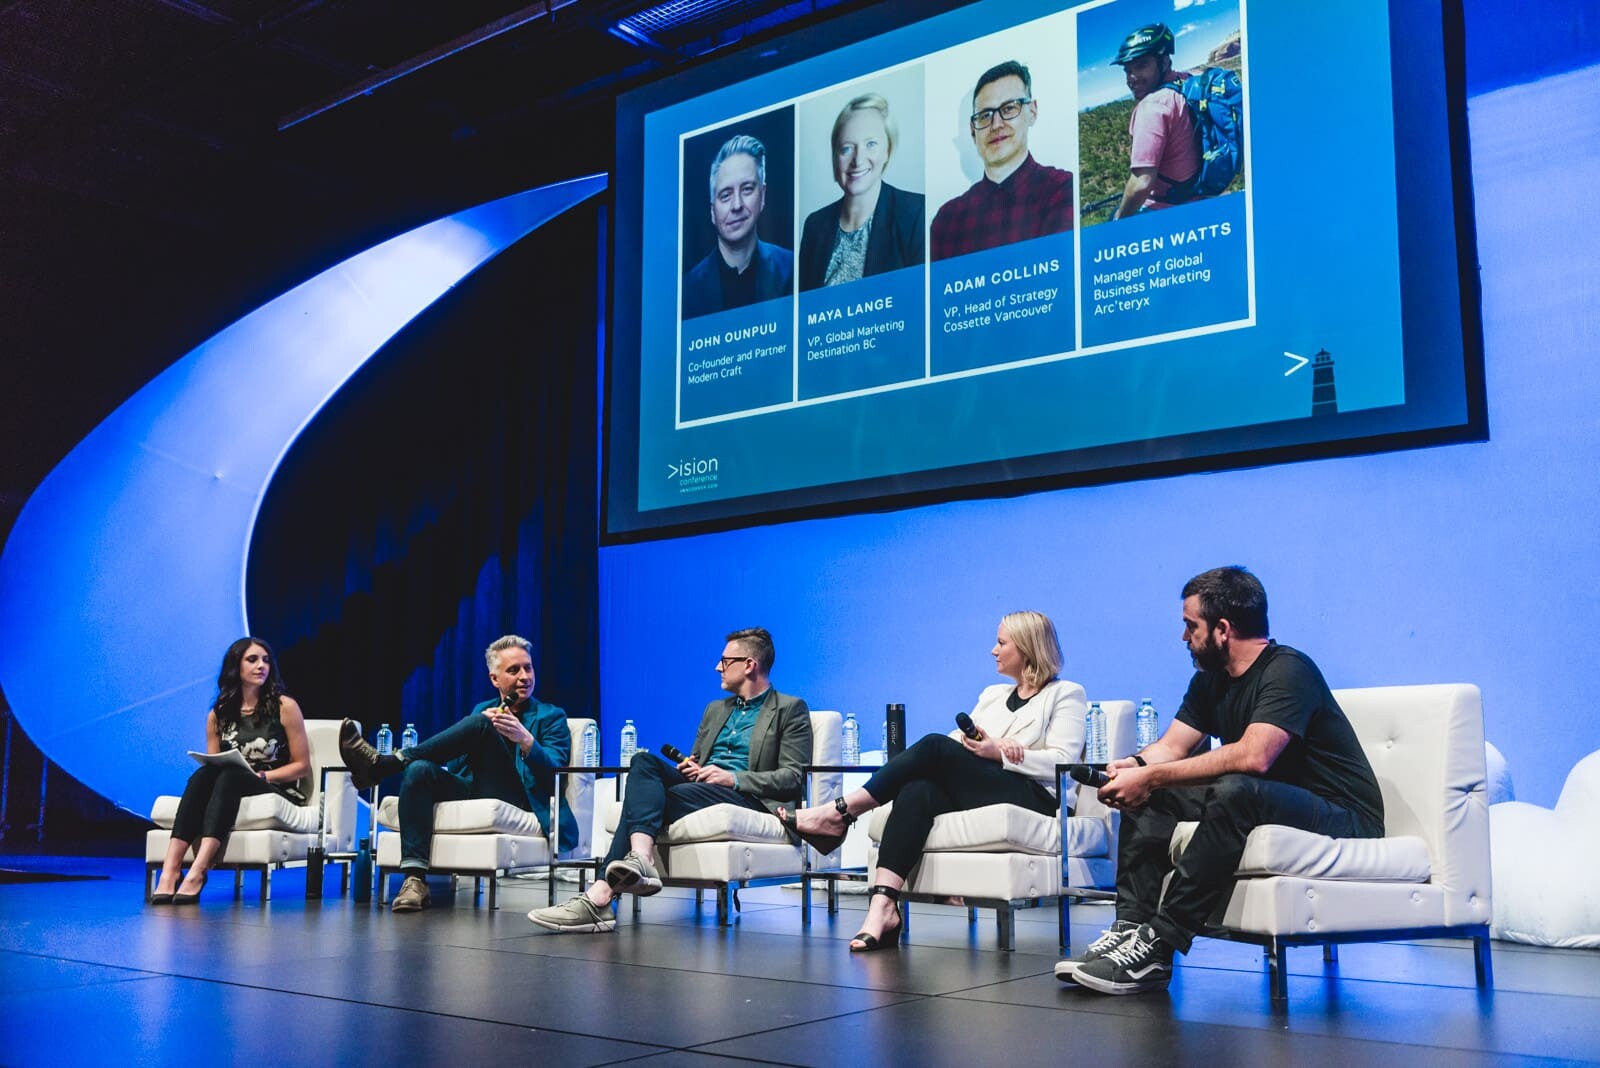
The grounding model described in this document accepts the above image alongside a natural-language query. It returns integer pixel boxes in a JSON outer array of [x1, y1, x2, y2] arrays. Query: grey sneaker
[[604, 850, 663, 897], [1055, 919, 1140, 982], [390, 874, 431, 913], [529, 895, 617, 933], [1073, 923, 1175, 995]]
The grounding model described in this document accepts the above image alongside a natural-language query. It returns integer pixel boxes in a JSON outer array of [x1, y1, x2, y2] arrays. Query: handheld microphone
[[954, 712, 983, 740], [499, 692, 514, 711], [1066, 764, 1110, 788], [660, 743, 686, 763]]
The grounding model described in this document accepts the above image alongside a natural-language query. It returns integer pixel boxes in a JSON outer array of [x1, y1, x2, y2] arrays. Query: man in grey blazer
[[529, 626, 811, 932]]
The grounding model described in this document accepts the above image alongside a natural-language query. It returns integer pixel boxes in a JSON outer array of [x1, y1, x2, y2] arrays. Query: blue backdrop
[[599, 63, 1600, 808]]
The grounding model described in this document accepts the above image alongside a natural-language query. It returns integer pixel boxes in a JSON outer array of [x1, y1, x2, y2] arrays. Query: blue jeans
[[397, 712, 531, 871], [603, 751, 765, 867]]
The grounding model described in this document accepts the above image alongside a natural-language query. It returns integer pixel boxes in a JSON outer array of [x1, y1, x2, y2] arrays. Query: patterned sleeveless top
[[220, 707, 308, 804]]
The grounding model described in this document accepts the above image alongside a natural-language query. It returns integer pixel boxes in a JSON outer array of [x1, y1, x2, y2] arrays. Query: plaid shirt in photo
[[930, 154, 1075, 261]]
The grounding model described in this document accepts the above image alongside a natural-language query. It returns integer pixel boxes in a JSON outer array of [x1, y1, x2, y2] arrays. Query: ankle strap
[[868, 884, 900, 902], [834, 796, 857, 825]]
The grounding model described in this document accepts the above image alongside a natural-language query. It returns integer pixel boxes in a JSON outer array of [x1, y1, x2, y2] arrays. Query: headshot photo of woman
[[797, 92, 926, 291]]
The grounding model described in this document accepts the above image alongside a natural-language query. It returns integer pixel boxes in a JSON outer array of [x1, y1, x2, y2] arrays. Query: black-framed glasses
[[970, 97, 1032, 129], [718, 654, 753, 669]]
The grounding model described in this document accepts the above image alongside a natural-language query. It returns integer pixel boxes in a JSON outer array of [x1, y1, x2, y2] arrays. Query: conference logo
[[667, 456, 720, 495]]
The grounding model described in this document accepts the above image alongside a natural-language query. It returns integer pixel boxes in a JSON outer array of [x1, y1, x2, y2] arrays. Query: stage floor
[[1, 856, 1597, 1066]]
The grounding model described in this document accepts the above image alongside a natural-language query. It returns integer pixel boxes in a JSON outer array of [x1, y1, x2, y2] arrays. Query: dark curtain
[[246, 203, 602, 751]]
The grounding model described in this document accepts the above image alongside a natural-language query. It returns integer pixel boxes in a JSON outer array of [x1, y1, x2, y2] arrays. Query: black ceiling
[[0, 0, 870, 511]]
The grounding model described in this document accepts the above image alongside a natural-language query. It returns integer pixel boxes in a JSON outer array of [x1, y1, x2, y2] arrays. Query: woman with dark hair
[[780, 611, 1086, 951], [150, 637, 311, 905]]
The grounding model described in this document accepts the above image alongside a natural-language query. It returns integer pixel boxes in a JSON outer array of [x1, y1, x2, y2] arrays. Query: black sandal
[[850, 885, 904, 952], [779, 797, 855, 856]]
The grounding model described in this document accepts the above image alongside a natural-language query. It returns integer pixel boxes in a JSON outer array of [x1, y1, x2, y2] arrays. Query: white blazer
[[950, 678, 1088, 798]]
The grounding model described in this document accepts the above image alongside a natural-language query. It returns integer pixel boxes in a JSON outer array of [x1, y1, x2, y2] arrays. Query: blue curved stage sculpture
[[0, 176, 607, 813]]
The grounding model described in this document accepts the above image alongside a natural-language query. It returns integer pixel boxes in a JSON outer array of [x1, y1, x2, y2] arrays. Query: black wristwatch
[[1132, 755, 1148, 767]]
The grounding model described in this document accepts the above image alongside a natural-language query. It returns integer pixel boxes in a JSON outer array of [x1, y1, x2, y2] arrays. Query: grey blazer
[[690, 689, 812, 815]]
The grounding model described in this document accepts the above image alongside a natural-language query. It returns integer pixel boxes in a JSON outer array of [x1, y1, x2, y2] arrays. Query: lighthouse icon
[[1311, 349, 1337, 417]]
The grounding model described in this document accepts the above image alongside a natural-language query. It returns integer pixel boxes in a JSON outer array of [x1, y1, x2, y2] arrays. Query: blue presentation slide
[[628, 0, 1413, 517]]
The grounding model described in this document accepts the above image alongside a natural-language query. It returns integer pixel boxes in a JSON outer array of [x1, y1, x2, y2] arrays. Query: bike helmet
[[1113, 23, 1176, 65]]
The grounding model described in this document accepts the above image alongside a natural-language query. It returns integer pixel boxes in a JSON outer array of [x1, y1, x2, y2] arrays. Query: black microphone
[[1066, 764, 1110, 788], [500, 692, 514, 711], [660, 743, 686, 763], [954, 712, 983, 740]]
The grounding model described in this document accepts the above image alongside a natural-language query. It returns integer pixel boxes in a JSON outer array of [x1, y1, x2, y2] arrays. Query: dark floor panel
[[4, 857, 1598, 1065], [0, 951, 158, 994], [494, 920, 1060, 996], [217, 942, 922, 1047], [951, 969, 1600, 1062], [0, 975, 659, 1068], [692, 995, 1544, 1068], [611, 1053, 803, 1068]]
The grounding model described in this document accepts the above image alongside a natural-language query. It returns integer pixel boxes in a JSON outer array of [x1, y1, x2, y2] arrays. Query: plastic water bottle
[[582, 722, 599, 766], [842, 712, 860, 765], [1136, 698, 1159, 751], [620, 719, 638, 764], [401, 723, 419, 751], [1085, 702, 1107, 763], [376, 723, 393, 756]]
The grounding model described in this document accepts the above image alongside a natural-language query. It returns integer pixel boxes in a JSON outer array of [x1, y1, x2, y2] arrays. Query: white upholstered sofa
[[864, 701, 1136, 951], [145, 718, 358, 902], [372, 717, 595, 909], [601, 710, 844, 925], [1167, 683, 1493, 1001]]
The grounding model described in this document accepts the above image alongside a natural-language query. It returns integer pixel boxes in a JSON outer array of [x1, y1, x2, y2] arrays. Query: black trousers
[[604, 750, 766, 867], [169, 763, 276, 845], [863, 733, 1056, 879], [1116, 773, 1381, 952]]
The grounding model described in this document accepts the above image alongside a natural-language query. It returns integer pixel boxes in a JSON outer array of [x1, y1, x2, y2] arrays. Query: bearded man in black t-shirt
[[1061, 566, 1385, 996]]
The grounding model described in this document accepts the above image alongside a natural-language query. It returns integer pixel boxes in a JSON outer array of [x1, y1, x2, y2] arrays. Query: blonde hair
[[1000, 611, 1062, 689], [831, 93, 897, 159]]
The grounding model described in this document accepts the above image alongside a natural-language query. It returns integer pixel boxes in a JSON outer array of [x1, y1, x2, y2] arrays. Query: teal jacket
[[448, 698, 579, 855]]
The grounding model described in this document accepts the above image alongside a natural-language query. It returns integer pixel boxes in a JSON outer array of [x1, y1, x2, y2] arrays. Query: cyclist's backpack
[[1157, 66, 1243, 203]]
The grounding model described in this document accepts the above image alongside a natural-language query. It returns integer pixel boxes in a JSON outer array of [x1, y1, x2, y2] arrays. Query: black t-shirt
[[1174, 642, 1384, 831]]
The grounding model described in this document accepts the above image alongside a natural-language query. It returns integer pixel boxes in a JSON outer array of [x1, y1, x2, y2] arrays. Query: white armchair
[[145, 719, 358, 902], [372, 717, 595, 909], [1167, 683, 1493, 1001], [863, 701, 1136, 951], [600, 710, 843, 925]]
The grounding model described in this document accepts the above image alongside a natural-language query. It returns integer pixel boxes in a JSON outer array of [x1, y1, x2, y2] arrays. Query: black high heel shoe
[[149, 891, 175, 906], [779, 797, 854, 856], [850, 885, 904, 952], [172, 873, 208, 905]]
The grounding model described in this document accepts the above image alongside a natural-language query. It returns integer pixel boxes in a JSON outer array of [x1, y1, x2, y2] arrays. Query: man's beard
[[1190, 634, 1228, 673]]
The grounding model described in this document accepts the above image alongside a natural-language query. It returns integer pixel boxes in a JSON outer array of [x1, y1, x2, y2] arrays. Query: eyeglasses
[[717, 655, 753, 669], [970, 97, 1032, 129]]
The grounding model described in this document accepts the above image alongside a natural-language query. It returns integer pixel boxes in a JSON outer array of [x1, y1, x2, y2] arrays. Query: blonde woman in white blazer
[[779, 610, 1087, 951]]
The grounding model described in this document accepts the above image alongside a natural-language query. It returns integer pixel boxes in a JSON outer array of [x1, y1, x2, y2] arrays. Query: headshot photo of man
[[682, 133, 795, 320], [930, 60, 1075, 262]]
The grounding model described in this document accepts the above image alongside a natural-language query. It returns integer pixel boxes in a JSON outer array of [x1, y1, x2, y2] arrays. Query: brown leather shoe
[[391, 874, 431, 912], [339, 719, 402, 790]]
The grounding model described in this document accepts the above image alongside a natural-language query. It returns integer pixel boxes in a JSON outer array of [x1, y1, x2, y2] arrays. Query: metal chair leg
[[1058, 895, 1071, 954], [967, 906, 978, 925], [716, 885, 731, 925], [801, 874, 812, 927], [487, 876, 497, 911], [1270, 944, 1289, 1002], [1474, 934, 1494, 988], [259, 868, 270, 903], [996, 906, 1015, 952], [827, 877, 839, 915], [1322, 944, 1339, 963]]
